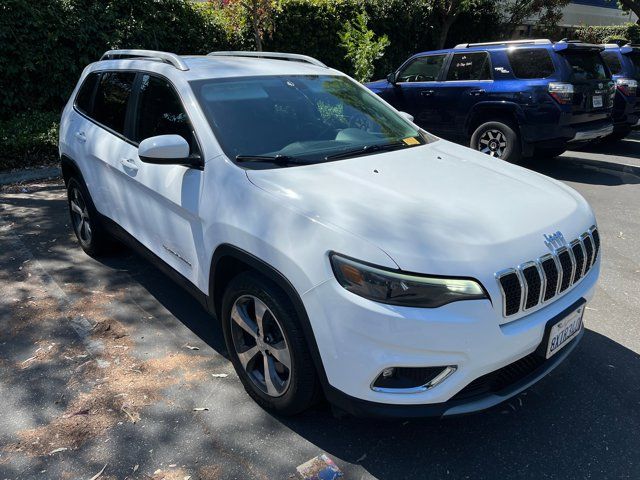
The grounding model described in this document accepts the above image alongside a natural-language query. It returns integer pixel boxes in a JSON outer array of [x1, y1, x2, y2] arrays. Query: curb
[[0, 166, 61, 186]]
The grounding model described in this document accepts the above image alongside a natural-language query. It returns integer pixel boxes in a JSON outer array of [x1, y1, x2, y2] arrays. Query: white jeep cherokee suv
[[59, 49, 601, 417]]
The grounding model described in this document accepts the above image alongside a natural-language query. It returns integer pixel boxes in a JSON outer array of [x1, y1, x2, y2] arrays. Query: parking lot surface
[[1, 134, 639, 479]]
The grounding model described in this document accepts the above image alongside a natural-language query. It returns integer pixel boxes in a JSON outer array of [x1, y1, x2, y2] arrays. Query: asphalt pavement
[[0, 133, 639, 480]]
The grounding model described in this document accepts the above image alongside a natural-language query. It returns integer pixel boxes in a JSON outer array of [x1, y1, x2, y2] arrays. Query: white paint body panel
[[59, 55, 600, 407]]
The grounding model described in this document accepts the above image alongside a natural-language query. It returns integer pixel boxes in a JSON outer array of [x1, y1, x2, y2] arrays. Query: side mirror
[[387, 72, 397, 84], [138, 134, 201, 168], [398, 111, 414, 123]]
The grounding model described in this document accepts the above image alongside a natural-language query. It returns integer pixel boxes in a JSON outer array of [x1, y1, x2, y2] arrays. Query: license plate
[[592, 95, 603, 108], [546, 306, 584, 359]]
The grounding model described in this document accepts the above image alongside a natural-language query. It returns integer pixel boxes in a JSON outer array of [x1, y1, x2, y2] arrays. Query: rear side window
[[446, 52, 491, 81], [397, 55, 447, 82], [92, 72, 136, 134], [75, 73, 100, 115], [562, 52, 608, 81], [134, 74, 197, 153], [508, 49, 555, 79], [601, 52, 623, 75]]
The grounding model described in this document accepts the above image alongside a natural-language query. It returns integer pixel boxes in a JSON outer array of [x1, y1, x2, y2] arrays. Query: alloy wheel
[[69, 187, 92, 245], [230, 295, 292, 397], [478, 129, 507, 158]]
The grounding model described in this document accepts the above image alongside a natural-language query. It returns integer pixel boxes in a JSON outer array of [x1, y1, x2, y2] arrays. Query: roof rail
[[455, 39, 551, 48], [100, 49, 189, 71], [207, 51, 327, 68]]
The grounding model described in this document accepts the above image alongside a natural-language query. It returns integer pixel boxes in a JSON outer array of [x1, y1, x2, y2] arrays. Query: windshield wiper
[[235, 154, 307, 166], [324, 142, 409, 161]]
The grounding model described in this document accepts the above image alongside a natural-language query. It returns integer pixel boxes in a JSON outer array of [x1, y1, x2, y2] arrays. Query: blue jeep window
[[446, 52, 491, 81], [508, 49, 555, 79], [397, 55, 447, 82], [601, 52, 623, 75], [562, 51, 608, 81]]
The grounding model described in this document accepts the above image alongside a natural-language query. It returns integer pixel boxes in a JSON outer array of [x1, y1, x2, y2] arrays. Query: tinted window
[[398, 55, 447, 82], [75, 73, 100, 115], [134, 75, 197, 153], [446, 52, 491, 81], [92, 72, 136, 134], [601, 52, 623, 75], [562, 52, 608, 81], [508, 49, 555, 78]]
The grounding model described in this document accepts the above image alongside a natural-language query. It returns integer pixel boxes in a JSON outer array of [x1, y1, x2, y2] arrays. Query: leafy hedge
[[573, 24, 640, 45], [0, 111, 59, 170]]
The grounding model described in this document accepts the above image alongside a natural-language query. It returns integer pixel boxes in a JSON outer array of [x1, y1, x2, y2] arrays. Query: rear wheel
[[221, 272, 319, 415], [66, 177, 116, 256], [470, 120, 521, 163]]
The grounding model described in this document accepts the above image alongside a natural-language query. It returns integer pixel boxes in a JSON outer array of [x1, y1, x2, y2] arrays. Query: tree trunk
[[250, 1, 262, 51], [436, 17, 456, 49]]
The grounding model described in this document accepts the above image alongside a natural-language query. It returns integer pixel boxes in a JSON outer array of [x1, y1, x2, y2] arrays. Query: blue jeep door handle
[[420, 89, 435, 97], [469, 89, 486, 96]]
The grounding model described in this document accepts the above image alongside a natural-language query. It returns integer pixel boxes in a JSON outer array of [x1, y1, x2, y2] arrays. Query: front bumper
[[302, 261, 599, 417]]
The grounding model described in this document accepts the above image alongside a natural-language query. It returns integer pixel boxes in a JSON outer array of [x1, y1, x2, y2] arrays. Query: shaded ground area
[[1, 133, 639, 479]]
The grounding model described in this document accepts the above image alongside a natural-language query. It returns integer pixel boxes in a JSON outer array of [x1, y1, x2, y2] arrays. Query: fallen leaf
[[184, 344, 200, 351], [49, 447, 68, 455], [89, 464, 107, 480], [356, 453, 367, 462]]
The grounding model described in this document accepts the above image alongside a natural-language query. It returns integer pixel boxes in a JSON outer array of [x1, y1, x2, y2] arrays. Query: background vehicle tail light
[[548, 82, 574, 104], [616, 78, 638, 96]]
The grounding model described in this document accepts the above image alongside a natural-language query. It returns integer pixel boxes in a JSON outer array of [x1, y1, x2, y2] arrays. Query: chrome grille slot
[[571, 240, 586, 283], [522, 264, 542, 310], [540, 256, 559, 301], [496, 226, 599, 318], [497, 271, 522, 316], [557, 249, 574, 293], [582, 234, 594, 274]]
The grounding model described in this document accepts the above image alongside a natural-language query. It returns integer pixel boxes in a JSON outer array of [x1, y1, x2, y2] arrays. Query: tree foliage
[[339, 11, 390, 82]]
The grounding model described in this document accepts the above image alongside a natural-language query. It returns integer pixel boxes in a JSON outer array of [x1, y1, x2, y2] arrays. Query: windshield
[[190, 75, 427, 167], [562, 51, 608, 81]]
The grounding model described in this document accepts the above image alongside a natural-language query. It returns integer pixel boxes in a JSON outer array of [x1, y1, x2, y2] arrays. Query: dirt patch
[[198, 465, 223, 479], [4, 283, 211, 457]]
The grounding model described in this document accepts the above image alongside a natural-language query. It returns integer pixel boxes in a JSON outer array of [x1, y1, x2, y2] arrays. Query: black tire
[[534, 147, 567, 159], [221, 271, 320, 415], [66, 177, 116, 257], [470, 120, 521, 163]]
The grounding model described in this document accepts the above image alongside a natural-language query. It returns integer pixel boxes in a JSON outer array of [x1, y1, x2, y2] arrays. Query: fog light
[[371, 366, 457, 393]]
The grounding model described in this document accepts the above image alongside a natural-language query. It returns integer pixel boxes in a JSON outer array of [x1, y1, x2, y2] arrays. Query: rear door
[[557, 49, 613, 124], [389, 54, 448, 134], [81, 71, 137, 222], [436, 51, 494, 141]]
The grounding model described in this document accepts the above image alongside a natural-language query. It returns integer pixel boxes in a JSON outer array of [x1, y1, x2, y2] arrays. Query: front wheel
[[221, 272, 320, 415], [470, 121, 521, 163]]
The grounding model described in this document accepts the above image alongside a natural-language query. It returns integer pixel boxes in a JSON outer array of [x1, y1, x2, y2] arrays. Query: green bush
[[0, 111, 59, 170], [339, 11, 390, 82], [573, 24, 640, 45]]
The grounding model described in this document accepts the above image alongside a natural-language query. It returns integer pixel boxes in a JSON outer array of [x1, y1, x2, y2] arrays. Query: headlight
[[330, 253, 487, 308]]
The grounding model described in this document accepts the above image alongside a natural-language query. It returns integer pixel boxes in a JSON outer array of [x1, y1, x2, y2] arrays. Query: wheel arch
[[60, 154, 83, 186], [208, 244, 330, 388], [466, 102, 525, 137]]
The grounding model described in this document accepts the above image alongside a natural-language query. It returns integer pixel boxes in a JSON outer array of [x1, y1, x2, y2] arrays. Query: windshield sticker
[[403, 137, 420, 146]]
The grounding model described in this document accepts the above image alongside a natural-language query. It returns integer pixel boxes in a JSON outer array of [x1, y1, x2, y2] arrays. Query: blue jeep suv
[[366, 39, 615, 163], [601, 43, 639, 141]]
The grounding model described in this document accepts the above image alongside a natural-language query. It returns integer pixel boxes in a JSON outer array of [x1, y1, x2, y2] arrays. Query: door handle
[[74, 131, 86, 143], [469, 89, 486, 96], [120, 158, 138, 172], [420, 89, 435, 97]]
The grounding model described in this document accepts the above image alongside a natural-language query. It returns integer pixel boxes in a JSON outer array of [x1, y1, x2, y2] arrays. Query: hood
[[246, 140, 595, 278]]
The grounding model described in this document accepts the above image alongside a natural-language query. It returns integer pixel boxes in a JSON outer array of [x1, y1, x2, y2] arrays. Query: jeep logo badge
[[544, 231, 567, 251]]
